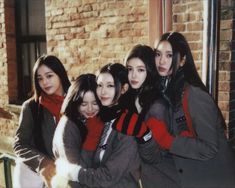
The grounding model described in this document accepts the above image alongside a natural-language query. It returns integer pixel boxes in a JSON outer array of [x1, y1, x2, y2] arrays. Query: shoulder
[[146, 98, 168, 120], [150, 98, 167, 110], [20, 99, 38, 117], [57, 116, 83, 139], [22, 98, 35, 109], [186, 85, 215, 105], [185, 85, 219, 116], [57, 116, 78, 131]]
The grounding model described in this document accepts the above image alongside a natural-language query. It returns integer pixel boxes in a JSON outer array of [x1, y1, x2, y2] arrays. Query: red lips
[[158, 67, 167, 72], [130, 80, 139, 85]]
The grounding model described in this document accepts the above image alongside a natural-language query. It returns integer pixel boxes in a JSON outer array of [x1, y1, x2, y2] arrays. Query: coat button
[[178, 169, 183, 173]]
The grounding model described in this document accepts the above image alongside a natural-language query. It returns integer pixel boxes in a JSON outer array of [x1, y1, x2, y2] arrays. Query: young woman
[[53, 63, 140, 188], [113, 44, 157, 138], [112, 44, 178, 188], [52, 73, 103, 188], [143, 32, 235, 188], [13, 55, 71, 188]]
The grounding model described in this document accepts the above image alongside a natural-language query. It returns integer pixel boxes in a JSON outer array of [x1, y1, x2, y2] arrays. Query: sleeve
[[137, 100, 166, 163], [145, 99, 167, 121], [138, 138, 162, 164], [78, 133, 139, 187], [52, 116, 83, 164], [13, 100, 46, 172], [170, 87, 220, 160]]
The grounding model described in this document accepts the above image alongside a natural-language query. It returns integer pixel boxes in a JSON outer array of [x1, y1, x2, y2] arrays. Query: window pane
[[20, 0, 27, 35], [28, 0, 45, 35]]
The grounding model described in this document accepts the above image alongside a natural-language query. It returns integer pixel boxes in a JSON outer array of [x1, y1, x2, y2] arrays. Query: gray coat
[[53, 115, 93, 188], [13, 99, 56, 172], [139, 85, 235, 188], [78, 124, 141, 188]]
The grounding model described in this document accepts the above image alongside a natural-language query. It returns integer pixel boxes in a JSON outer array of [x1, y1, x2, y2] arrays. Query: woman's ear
[[179, 55, 186, 67], [121, 83, 129, 94]]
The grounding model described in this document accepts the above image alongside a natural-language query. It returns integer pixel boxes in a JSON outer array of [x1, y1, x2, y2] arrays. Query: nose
[[41, 78, 48, 86], [87, 104, 93, 112], [131, 70, 136, 78], [159, 56, 165, 65], [101, 86, 106, 95]]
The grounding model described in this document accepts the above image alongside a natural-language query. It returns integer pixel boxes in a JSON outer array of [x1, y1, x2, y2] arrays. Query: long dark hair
[[155, 32, 207, 92], [61, 74, 101, 142], [32, 54, 71, 102], [125, 44, 158, 110]]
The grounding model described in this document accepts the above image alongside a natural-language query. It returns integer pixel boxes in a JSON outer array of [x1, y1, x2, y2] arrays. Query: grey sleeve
[[170, 87, 220, 160], [53, 116, 82, 164], [138, 99, 166, 164], [78, 133, 139, 187], [145, 99, 167, 121], [13, 101, 46, 172], [138, 138, 161, 164]]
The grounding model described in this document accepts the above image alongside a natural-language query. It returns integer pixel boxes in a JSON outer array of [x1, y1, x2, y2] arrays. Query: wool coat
[[53, 115, 92, 188], [139, 85, 235, 188], [78, 122, 141, 188], [14, 98, 56, 172]]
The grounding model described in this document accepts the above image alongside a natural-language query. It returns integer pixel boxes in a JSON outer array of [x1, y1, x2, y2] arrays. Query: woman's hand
[[39, 157, 56, 188]]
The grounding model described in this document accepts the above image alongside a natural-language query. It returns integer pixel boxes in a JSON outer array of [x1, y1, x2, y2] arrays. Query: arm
[[138, 138, 162, 164], [79, 133, 139, 187], [55, 133, 139, 187], [53, 116, 83, 164], [13, 100, 46, 172], [170, 86, 220, 160]]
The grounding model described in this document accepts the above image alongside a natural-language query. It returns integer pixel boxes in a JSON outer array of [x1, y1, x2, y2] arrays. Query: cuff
[[68, 165, 81, 182], [55, 158, 81, 182]]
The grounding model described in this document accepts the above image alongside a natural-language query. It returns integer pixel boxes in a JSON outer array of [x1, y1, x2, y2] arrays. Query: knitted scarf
[[100, 105, 122, 123], [39, 92, 65, 124]]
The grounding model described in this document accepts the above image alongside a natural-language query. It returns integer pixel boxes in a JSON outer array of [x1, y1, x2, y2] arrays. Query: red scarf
[[39, 92, 65, 124]]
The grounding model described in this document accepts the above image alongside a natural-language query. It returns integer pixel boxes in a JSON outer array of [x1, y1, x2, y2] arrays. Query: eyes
[[127, 66, 146, 73], [155, 51, 173, 58], [37, 73, 54, 82], [81, 101, 98, 107], [97, 83, 115, 88]]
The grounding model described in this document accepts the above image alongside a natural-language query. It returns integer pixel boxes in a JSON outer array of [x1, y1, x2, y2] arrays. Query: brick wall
[[45, 0, 149, 81], [219, 0, 235, 138], [219, 0, 235, 134], [172, 0, 204, 76], [0, 0, 19, 155]]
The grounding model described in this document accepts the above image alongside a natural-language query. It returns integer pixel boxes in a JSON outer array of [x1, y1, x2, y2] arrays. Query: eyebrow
[[37, 71, 54, 77], [106, 81, 114, 84], [127, 65, 146, 68], [156, 50, 172, 53]]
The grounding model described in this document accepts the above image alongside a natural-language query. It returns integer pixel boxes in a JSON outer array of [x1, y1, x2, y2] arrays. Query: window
[[15, 0, 46, 103], [148, 0, 172, 46]]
